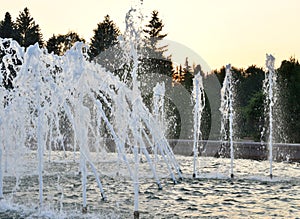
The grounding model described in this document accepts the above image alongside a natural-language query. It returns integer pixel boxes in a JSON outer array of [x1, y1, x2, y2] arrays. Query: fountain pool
[[1, 151, 300, 218], [0, 1, 300, 218]]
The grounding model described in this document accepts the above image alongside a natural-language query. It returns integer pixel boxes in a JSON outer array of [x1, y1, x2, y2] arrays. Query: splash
[[0, 31, 181, 214]]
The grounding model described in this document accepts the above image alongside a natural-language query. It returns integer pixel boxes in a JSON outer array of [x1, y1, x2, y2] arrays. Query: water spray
[[220, 64, 235, 179], [192, 71, 205, 178], [265, 54, 276, 180]]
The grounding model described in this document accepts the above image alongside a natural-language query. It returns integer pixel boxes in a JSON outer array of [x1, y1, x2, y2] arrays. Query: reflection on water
[[1, 151, 300, 218]]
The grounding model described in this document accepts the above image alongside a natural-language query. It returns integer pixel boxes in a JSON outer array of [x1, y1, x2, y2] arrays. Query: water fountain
[[153, 82, 166, 170], [0, 8, 182, 216], [1, 38, 300, 219], [1, 2, 300, 218], [192, 71, 205, 178], [153, 82, 166, 134], [263, 54, 276, 179], [220, 64, 235, 178]]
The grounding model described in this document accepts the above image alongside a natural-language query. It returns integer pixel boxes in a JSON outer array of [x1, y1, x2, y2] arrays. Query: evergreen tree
[[173, 65, 184, 83], [15, 7, 43, 48], [182, 57, 194, 92], [0, 12, 16, 39], [173, 58, 194, 91], [142, 10, 172, 76], [143, 10, 167, 57], [89, 15, 120, 60], [139, 10, 178, 138], [46, 31, 85, 56]]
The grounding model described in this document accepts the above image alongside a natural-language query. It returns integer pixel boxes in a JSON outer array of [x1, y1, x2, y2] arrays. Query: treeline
[[212, 58, 300, 143], [0, 8, 170, 61], [0, 8, 179, 135], [0, 8, 120, 56], [1, 8, 299, 143], [0, 8, 173, 85]]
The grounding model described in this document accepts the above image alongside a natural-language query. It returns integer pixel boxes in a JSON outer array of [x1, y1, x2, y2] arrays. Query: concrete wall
[[103, 138, 300, 162]]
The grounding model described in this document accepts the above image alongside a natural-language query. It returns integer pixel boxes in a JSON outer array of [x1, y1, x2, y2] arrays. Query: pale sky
[[1, 0, 300, 70]]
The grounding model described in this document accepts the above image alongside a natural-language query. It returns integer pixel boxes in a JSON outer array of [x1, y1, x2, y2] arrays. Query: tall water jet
[[124, 5, 143, 218], [114, 1, 181, 216], [192, 71, 205, 178], [153, 82, 166, 169], [0, 116, 3, 200], [263, 54, 276, 179], [0, 86, 4, 200], [220, 64, 234, 179], [153, 82, 166, 134]]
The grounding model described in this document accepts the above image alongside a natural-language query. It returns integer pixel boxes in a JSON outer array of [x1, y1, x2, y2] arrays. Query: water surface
[[1, 152, 300, 218]]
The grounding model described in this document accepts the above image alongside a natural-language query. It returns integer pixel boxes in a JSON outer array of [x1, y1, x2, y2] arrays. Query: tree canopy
[[89, 15, 120, 60], [46, 31, 85, 56], [144, 10, 167, 56], [0, 12, 16, 39], [15, 7, 43, 48], [0, 8, 300, 142]]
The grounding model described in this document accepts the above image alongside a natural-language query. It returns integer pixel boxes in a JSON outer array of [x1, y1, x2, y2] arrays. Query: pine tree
[[46, 31, 85, 56], [141, 10, 178, 138], [0, 12, 16, 39], [143, 10, 167, 58], [141, 10, 172, 79], [15, 7, 43, 48], [182, 57, 194, 92], [89, 15, 120, 60]]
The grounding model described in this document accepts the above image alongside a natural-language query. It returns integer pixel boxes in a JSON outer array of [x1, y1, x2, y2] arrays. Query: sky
[[1, 0, 300, 70]]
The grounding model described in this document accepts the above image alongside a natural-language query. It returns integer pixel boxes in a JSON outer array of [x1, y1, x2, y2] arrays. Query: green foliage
[[238, 65, 265, 106], [242, 91, 264, 141], [213, 66, 226, 84], [144, 10, 166, 39], [0, 12, 16, 39], [277, 57, 300, 143], [46, 31, 85, 56], [15, 8, 43, 48], [143, 10, 167, 57], [173, 58, 195, 93], [0, 8, 299, 143], [141, 10, 172, 79], [89, 15, 120, 60], [201, 91, 212, 140], [213, 62, 300, 143], [214, 65, 265, 141], [182, 58, 194, 93]]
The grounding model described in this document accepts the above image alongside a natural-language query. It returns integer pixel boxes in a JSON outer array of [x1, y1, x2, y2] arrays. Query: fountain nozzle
[[134, 210, 140, 219]]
